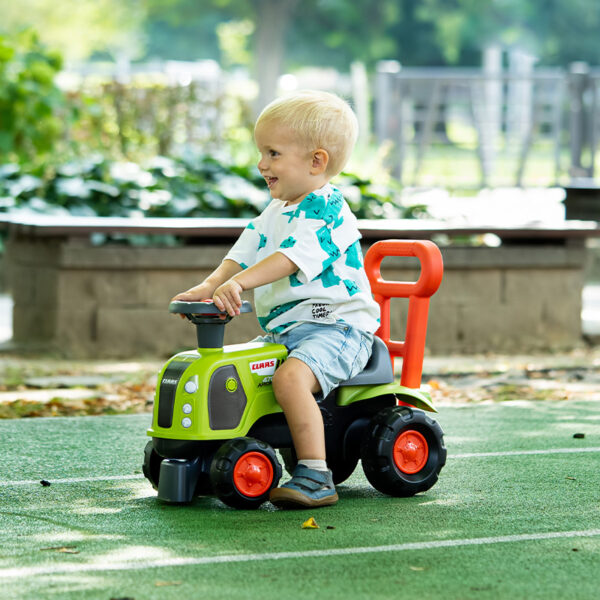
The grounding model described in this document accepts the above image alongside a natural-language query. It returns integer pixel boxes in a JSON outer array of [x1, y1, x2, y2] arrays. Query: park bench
[[1, 214, 599, 358]]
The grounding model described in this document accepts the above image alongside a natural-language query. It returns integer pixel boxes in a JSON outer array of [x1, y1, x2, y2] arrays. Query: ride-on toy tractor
[[143, 239, 446, 508]]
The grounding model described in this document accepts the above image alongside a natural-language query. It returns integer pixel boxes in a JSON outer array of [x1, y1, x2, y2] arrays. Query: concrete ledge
[[4, 235, 587, 358]]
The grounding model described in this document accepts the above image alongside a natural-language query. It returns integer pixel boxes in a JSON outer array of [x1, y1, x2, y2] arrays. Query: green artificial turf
[[0, 400, 598, 599]]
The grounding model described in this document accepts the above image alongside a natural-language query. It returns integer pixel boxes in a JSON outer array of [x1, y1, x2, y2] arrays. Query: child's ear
[[311, 149, 329, 174]]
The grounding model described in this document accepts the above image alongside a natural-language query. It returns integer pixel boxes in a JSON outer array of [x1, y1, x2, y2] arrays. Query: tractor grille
[[158, 361, 190, 428]]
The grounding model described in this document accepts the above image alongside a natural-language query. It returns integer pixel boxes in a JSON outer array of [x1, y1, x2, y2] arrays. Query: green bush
[[0, 155, 423, 221], [0, 30, 424, 225], [0, 29, 72, 168]]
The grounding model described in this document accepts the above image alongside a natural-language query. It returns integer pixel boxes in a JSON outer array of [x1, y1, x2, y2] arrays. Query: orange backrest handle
[[365, 240, 443, 388]]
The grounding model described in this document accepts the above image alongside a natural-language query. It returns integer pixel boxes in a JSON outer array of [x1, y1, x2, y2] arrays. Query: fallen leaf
[[40, 546, 79, 554], [427, 379, 442, 390], [409, 566, 425, 571], [573, 433, 585, 439], [155, 581, 182, 587], [302, 517, 319, 529]]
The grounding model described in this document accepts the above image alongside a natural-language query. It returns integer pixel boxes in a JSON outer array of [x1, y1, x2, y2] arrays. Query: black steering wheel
[[169, 300, 253, 321]]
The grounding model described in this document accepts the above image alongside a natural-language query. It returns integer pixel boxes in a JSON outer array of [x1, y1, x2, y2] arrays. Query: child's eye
[[269, 150, 279, 157]]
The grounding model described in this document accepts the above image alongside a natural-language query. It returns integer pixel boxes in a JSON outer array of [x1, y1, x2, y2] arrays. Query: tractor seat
[[340, 336, 394, 387]]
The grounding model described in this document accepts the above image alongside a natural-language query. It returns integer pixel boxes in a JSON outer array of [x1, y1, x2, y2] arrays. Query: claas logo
[[249, 359, 277, 376]]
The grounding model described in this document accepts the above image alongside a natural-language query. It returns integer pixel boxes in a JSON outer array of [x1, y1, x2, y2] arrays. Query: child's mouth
[[265, 177, 278, 188]]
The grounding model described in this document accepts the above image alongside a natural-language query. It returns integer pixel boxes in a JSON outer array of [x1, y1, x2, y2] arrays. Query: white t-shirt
[[224, 183, 380, 334]]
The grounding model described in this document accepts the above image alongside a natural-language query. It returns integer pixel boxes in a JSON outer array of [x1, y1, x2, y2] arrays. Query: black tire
[[210, 437, 282, 509], [142, 440, 162, 490], [331, 454, 359, 485], [143, 441, 214, 497], [279, 447, 358, 485], [361, 406, 446, 497]]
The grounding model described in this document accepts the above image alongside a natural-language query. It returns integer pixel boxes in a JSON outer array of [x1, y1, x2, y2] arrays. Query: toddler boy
[[172, 90, 380, 508]]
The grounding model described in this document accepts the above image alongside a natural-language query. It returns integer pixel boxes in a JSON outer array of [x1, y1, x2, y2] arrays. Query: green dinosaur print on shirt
[[258, 233, 267, 250], [282, 190, 344, 229], [345, 240, 363, 269], [289, 272, 302, 287], [257, 299, 305, 330], [316, 226, 341, 270], [313, 265, 341, 288], [279, 236, 296, 248], [322, 190, 344, 228], [343, 279, 360, 296]]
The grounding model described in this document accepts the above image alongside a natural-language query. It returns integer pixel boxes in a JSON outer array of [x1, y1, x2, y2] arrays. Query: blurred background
[[2, 0, 600, 352], [1, 0, 600, 216]]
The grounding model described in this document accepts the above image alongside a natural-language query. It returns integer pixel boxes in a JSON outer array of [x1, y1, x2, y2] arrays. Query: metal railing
[[375, 61, 600, 188]]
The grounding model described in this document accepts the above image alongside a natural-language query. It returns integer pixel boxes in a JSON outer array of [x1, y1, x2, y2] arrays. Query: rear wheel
[[210, 437, 282, 509], [361, 406, 446, 497]]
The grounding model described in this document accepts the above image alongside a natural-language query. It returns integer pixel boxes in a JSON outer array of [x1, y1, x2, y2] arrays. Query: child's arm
[[213, 252, 297, 316], [171, 259, 243, 303]]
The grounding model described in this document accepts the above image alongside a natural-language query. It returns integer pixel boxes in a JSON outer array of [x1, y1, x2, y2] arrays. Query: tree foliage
[[0, 30, 71, 167], [0, 0, 145, 62], [141, 0, 600, 68], [3, 1, 600, 69]]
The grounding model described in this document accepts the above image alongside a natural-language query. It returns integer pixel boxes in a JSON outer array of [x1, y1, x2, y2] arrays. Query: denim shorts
[[255, 322, 374, 398]]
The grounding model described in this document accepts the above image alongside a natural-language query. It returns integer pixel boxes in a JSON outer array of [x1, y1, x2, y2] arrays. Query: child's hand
[[170, 284, 214, 319], [171, 283, 213, 304], [213, 279, 243, 317]]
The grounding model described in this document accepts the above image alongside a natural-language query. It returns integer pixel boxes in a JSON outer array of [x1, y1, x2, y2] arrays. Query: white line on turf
[[450, 447, 600, 459], [2, 447, 599, 487], [0, 529, 599, 579]]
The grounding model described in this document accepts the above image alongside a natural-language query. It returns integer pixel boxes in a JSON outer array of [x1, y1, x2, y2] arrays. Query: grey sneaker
[[269, 464, 338, 509]]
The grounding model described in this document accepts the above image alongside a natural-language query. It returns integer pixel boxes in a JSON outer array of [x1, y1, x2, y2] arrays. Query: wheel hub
[[393, 430, 429, 474], [233, 451, 274, 497]]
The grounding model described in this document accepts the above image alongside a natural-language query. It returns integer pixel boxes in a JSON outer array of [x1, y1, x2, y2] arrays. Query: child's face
[[255, 121, 325, 205]]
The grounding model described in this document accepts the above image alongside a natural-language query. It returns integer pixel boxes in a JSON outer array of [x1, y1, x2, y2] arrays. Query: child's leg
[[267, 322, 372, 508], [271, 357, 324, 460], [269, 357, 338, 508]]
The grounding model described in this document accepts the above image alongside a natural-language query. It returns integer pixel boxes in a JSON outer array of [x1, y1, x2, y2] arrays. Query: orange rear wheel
[[393, 430, 429, 474], [361, 407, 446, 497]]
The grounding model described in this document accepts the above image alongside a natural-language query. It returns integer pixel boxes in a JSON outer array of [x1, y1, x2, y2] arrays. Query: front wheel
[[142, 441, 162, 490], [361, 407, 446, 497], [210, 437, 282, 509], [142, 440, 213, 497]]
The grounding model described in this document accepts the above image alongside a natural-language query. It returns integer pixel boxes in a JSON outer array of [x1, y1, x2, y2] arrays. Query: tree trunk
[[252, 0, 298, 116]]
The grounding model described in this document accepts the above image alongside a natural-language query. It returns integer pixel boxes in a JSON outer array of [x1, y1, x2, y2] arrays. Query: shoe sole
[[269, 488, 339, 509]]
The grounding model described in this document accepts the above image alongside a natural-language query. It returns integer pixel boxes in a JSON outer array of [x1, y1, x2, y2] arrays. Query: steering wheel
[[169, 299, 253, 320]]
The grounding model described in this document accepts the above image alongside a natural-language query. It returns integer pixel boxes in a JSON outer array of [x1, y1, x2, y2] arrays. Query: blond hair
[[255, 90, 358, 176]]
